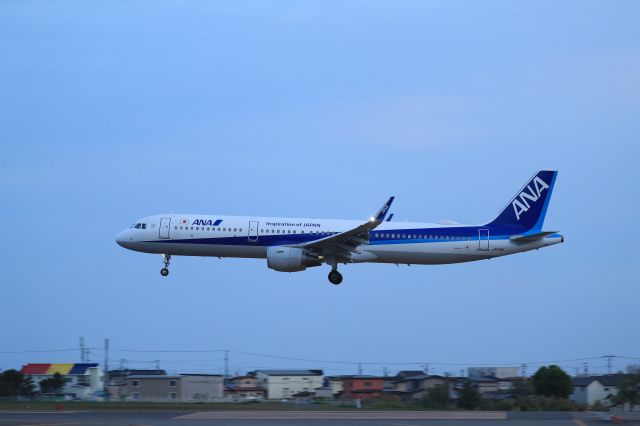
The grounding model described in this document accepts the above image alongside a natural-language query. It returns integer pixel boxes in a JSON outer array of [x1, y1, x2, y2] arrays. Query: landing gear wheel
[[160, 254, 171, 277], [328, 270, 343, 285]]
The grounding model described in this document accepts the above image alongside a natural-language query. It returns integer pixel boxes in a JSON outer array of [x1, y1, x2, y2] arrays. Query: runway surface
[[0, 410, 638, 426]]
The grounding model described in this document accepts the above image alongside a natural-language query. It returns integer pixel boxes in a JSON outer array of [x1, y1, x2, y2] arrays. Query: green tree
[[19, 375, 36, 397], [610, 366, 640, 408], [420, 384, 450, 409], [0, 369, 24, 397], [458, 380, 481, 410], [532, 365, 572, 398], [39, 372, 67, 393]]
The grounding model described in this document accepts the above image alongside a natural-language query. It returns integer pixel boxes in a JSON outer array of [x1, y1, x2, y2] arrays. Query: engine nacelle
[[267, 246, 321, 272]]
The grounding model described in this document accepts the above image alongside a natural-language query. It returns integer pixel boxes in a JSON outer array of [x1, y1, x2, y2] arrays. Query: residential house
[[122, 375, 181, 401], [571, 375, 624, 407], [21, 363, 103, 399], [394, 373, 448, 401], [340, 375, 385, 400], [106, 369, 167, 400], [225, 375, 265, 401], [254, 370, 324, 400], [180, 374, 224, 402]]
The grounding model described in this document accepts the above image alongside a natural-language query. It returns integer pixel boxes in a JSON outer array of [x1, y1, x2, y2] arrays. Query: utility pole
[[104, 338, 109, 392], [224, 350, 229, 378], [155, 360, 160, 370], [383, 367, 388, 377], [583, 362, 589, 376], [357, 363, 362, 375], [104, 339, 109, 372], [80, 337, 85, 362], [604, 355, 614, 375]]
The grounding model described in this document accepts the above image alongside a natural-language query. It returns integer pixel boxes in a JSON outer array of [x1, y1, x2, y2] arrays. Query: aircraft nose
[[115, 230, 132, 248]]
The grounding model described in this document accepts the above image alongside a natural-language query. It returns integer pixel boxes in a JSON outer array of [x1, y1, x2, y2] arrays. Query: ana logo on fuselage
[[192, 219, 223, 226], [512, 177, 549, 220]]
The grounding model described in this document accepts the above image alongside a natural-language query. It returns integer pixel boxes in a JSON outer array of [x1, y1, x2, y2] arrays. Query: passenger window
[[191, 227, 194, 230]]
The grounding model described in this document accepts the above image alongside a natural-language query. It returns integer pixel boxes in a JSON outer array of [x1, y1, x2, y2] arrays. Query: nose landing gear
[[328, 270, 343, 285], [160, 254, 171, 276]]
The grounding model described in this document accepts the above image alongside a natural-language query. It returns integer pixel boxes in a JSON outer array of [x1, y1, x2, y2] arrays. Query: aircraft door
[[478, 229, 489, 251], [248, 221, 259, 242], [159, 217, 171, 239]]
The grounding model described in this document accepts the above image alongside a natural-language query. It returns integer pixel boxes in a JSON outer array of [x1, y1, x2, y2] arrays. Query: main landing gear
[[160, 254, 171, 276], [328, 270, 343, 285]]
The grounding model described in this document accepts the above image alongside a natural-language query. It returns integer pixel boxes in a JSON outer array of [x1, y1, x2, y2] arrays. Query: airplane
[[116, 170, 563, 284]]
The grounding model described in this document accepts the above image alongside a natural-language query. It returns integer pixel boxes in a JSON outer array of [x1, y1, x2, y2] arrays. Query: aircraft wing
[[292, 196, 394, 262]]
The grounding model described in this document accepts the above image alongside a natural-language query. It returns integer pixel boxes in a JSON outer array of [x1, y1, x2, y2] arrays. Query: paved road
[[0, 410, 638, 426]]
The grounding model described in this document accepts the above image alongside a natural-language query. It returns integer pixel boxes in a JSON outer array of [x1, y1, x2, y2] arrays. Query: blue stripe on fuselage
[[144, 224, 529, 247]]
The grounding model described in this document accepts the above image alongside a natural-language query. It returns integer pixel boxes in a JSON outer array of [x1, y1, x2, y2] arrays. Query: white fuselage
[[116, 214, 563, 266]]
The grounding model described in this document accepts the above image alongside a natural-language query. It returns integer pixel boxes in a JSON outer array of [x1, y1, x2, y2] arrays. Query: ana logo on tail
[[512, 177, 550, 220]]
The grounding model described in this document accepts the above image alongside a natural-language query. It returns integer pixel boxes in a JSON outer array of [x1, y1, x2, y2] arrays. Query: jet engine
[[267, 246, 322, 272]]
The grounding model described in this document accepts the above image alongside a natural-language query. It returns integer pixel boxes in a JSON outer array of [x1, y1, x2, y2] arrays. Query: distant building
[[313, 386, 333, 399], [467, 367, 519, 379], [571, 375, 624, 406], [21, 363, 103, 399], [180, 374, 224, 402], [393, 372, 448, 401], [328, 376, 345, 397], [254, 369, 324, 400], [225, 375, 265, 401], [340, 375, 385, 399], [106, 369, 167, 400], [122, 375, 181, 401]]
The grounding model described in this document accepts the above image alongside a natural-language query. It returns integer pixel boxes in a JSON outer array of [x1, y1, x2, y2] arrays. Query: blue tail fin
[[486, 170, 558, 232]]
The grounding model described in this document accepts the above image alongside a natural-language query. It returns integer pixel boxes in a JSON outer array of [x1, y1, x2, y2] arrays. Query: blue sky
[[1, 0, 639, 377]]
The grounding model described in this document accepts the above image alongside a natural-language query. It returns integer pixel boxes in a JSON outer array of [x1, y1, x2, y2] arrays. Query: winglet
[[373, 196, 395, 222]]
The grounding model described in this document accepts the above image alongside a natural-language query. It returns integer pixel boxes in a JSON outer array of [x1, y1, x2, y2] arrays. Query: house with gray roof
[[571, 375, 624, 407]]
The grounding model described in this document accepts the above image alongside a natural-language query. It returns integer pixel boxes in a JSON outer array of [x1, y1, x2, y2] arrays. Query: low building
[[181, 374, 224, 402], [254, 369, 324, 400], [21, 363, 103, 399], [393, 373, 448, 401], [122, 375, 181, 401], [314, 386, 333, 399], [106, 369, 167, 400], [467, 367, 519, 379], [225, 375, 265, 401], [328, 376, 345, 397], [341, 375, 385, 399], [571, 375, 624, 407]]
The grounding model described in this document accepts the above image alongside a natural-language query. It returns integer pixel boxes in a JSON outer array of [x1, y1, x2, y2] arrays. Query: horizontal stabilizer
[[510, 231, 558, 243]]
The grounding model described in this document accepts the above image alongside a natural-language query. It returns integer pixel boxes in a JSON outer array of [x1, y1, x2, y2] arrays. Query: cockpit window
[[131, 223, 147, 229]]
